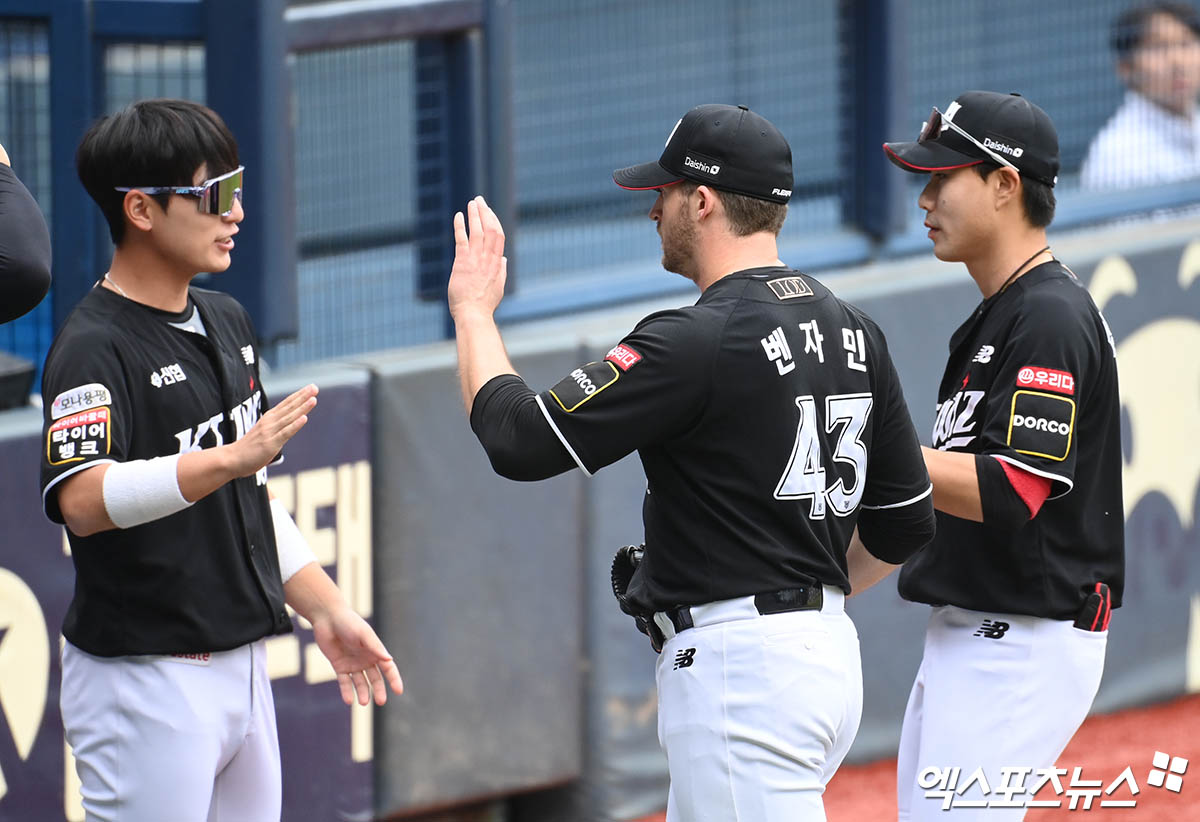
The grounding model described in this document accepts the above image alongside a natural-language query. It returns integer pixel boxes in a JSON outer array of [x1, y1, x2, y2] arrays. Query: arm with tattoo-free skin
[[922, 446, 983, 522], [447, 196, 518, 415]]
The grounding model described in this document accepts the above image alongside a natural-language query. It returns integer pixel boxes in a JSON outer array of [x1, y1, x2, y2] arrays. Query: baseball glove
[[611, 544, 663, 651]]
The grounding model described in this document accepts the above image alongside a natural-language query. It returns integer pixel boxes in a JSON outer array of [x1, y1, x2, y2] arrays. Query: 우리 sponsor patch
[[1016, 365, 1075, 395], [1007, 390, 1075, 461], [47, 407, 112, 465], [549, 362, 620, 413], [51, 383, 112, 420], [605, 343, 642, 371]]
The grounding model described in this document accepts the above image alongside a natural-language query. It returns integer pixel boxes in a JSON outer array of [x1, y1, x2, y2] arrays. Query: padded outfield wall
[[0, 215, 1197, 821]]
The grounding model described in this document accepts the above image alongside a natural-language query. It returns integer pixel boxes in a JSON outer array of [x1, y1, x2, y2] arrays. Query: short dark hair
[[76, 98, 240, 244], [678, 180, 788, 237], [973, 163, 1056, 228], [1112, 2, 1200, 60]]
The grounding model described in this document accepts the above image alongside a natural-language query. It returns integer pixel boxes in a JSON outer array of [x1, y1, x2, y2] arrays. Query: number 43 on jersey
[[775, 393, 873, 519]]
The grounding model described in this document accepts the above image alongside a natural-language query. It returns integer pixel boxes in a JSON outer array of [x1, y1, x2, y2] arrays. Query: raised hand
[[228, 384, 318, 477], [447, 195, 508, 319]]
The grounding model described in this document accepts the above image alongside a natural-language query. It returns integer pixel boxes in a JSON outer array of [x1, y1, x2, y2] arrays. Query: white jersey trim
[[992, 454, 1074, 498], [861, 484, 932, 510], [534, 394, 593, 477], [42, 458, 118, 513]]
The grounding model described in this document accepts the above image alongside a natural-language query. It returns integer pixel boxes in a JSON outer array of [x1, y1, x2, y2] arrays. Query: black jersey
[[535, 267, 933, 613], [898, 261, 1125, 619], [40, 285, 292, 657]]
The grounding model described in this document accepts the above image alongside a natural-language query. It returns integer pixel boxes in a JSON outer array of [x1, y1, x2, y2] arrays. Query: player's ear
[[693, 185, 720, 222], [992, 167, 1021, 212], [123, 190, 158, 234]]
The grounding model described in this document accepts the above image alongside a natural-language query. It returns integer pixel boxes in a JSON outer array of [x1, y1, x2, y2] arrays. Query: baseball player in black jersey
[[42, 99, 402, 822], [449, 104, 936, 821], [858, 91, 1124, 820], [0, 138, 51, 323]]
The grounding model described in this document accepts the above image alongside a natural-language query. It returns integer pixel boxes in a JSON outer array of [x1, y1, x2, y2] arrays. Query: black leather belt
[[660, 583, 825, 635]]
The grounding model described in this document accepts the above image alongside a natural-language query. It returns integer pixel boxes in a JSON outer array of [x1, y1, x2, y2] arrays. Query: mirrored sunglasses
[[115, 165, 244, 216]]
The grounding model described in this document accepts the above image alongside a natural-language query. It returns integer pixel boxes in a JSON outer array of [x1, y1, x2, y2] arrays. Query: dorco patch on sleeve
[[605, 343, 642, 371], [1016, 365, 1075, 395], [549, 362, 620, 413], [47, 407, 112, 465], [1007, 391, 1075, 461], [51, 383, 113, 420]]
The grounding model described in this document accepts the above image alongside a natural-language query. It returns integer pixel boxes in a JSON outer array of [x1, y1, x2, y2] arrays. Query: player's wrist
[[451, 302, 498, 325]]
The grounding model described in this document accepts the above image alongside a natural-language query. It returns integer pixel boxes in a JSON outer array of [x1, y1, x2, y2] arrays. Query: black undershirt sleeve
[[0, 163, 51, 323], [469, 373, 577, 481], [975, 453, 1033, 532], [856, 497, 937, 564]]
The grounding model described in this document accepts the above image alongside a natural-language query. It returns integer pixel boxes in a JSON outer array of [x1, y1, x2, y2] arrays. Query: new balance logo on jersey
[[149, 363, 187, 389], [973, 345, 994, 364], [973, 620, 1010, 639], [932, 390, 985, 450], [673, 648, 696, 670], [241, 345, 255, 365]]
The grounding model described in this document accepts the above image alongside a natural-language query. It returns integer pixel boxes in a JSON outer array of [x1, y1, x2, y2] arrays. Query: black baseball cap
[[883, 91, 1059, 187], [613, 104, 794, 203]]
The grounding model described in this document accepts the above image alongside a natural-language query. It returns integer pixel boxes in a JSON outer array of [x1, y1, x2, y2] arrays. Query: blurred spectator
[[1080, 2, 1200, 190], [0, 139, 52, 322]]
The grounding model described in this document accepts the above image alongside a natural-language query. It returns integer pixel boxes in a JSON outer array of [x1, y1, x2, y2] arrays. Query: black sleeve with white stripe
[[469, 374, 577, 481]]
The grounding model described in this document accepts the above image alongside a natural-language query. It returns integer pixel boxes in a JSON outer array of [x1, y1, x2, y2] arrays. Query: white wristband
[[101, 454, 193, 529], [271, 498, 318, 584]]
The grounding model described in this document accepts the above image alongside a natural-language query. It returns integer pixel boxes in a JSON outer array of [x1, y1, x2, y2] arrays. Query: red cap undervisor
[[882, 141, 983, 174]]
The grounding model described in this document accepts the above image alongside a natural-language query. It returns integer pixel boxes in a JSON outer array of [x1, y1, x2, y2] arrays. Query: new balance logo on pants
[[673, 648, 696, 669], [973, 619, 1010, 639]]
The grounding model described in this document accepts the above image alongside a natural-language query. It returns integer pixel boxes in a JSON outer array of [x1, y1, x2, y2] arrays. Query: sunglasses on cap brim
[[918, 109, 1019, 174], [115, 165, 245, 217]]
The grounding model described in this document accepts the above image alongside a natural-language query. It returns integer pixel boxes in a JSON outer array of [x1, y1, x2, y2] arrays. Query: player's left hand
[[310, 607, 404, 706], [447, 195, 507, 320]]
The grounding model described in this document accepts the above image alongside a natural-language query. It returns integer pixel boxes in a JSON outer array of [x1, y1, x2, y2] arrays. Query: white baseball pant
[[655, 586, 862, 822], [61, 637, 281, 822], [897, 605, 1107, 821]]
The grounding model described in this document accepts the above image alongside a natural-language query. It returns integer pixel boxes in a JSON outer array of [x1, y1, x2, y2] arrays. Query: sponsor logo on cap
[[772, 188, 792, 197], [683, 155, 721, 176], [983, 137, 1024, 158]]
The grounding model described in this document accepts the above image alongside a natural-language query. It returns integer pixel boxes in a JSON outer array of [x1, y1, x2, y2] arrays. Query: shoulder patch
[[765, 276, 814, 301], [1007, 391, 1075, 461], [605, 343, 642, 372], [47, 407, 112, 465], [549, 362, 620, 413], [1016, 365, 1075, 395], [51, 383, 112, 420]]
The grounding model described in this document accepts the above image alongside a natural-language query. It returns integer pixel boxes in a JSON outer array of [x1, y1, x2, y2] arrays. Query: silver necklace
[[103, 273, 130, 299]]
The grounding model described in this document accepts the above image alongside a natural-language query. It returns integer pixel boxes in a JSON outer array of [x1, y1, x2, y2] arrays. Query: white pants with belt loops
[[656, 587, 862, 822]]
